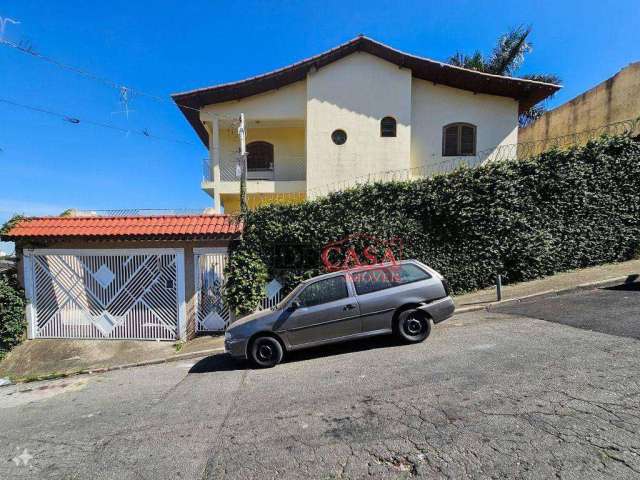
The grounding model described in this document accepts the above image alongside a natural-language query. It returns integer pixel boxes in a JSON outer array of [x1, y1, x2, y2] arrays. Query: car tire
[[396, 309, 431, 343], [250, 336, 284, 368]]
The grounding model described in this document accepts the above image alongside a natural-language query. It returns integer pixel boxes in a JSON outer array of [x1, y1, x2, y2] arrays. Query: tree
[[448, 26, 561, 127]]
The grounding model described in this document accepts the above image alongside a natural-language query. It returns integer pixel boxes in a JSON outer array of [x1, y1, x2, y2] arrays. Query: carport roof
[[1, 214, 243, 241]]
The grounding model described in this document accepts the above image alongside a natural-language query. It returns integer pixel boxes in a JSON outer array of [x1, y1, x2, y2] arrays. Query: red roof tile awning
[[1, 215, 243, 241]]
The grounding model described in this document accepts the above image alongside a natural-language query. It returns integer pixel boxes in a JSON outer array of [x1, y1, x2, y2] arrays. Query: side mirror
[[290, 300, 301, 311]]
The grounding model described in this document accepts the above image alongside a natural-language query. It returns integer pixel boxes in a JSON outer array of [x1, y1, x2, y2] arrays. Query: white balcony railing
[[202, 156, 306, 183]]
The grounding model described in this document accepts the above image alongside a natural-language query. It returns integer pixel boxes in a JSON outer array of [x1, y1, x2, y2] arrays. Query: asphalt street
[[1, 284, 640, 479]]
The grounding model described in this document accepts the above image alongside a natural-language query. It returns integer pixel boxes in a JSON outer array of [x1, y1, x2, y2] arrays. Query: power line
[[0, 38, 202, 114], [0, 97, 196, 145]]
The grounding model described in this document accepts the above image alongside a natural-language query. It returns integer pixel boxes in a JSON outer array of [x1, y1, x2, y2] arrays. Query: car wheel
[[250, 336, 284, 368], [396, 309, 431, 343]]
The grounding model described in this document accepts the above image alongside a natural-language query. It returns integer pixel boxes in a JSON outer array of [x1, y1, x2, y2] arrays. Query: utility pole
[[237, 113, 248, 217]]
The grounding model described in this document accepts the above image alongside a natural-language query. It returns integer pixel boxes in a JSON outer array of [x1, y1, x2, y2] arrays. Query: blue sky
[[1, 0, 639, 254]]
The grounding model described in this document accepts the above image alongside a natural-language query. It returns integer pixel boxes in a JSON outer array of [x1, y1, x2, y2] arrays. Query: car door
[[283, 274, 361, 348]]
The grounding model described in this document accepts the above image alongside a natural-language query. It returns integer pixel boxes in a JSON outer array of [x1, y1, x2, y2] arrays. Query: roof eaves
[[171, 35, 561, 146]]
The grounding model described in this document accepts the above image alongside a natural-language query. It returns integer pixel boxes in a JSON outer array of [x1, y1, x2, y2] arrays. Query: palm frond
[[487, 25, 532, 76], [448, 51, 486, 71]]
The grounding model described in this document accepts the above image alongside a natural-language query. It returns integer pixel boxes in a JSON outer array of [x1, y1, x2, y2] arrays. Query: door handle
[[343, 304, 356, 311]]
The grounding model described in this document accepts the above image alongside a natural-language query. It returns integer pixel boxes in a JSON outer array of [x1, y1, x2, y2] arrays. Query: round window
[[331, 129, 347, 145]]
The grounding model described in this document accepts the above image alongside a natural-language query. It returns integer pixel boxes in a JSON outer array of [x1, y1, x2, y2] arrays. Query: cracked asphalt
[[1, 285, 640, 479]]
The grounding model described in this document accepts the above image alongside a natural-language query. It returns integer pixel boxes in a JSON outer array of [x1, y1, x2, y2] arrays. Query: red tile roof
[[1, 215, 242, 240]]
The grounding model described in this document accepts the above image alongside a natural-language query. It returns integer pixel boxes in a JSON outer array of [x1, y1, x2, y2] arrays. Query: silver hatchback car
[[224, 260, 455, 367]]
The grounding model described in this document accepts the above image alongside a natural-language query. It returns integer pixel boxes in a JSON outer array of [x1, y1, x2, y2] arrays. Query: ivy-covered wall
[[225, 135, 640, 315], [0, 269, 26, 360]]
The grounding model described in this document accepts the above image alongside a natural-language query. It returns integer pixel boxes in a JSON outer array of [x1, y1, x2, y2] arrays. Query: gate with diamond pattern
[[23, 249, 186, 340], [194, 248, 231, 332]]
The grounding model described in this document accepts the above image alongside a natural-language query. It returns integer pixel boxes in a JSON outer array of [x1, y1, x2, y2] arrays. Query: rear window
[[352, 264, 431, 295]]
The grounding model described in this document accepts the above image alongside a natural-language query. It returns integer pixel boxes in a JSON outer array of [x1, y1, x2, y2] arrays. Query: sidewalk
[[0, 335, 224, 382], [453, 259, 640, 312]]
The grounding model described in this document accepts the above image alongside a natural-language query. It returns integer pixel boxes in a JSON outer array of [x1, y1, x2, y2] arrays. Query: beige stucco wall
[[410, 79, 519, 169], [201, 80, 306, 121], [305, 52, 413, 194], [519, 62, 640, 144]]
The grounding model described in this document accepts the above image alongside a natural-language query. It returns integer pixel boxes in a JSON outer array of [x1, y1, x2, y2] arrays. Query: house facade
[[173, 36, 559, 213]]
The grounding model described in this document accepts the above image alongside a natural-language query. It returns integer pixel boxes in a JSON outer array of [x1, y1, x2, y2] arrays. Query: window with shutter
[[460, 125, 475, 155], [442, 123, 476, 156], [443, 126, 459, 156], [380, 116, 397, 137]]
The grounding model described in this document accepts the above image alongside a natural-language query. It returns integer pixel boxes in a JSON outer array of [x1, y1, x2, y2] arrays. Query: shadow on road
[[189, 335, 405, 373], [603, 280, 640, 292], [189, 354, 249, 373], [285, 335, 403, 363]]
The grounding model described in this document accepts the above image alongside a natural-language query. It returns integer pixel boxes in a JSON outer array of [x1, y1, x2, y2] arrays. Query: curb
[[453, 274, 637, 315], [4, 346, 226, 385]]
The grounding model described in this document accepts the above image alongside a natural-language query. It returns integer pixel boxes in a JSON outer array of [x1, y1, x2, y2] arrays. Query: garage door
[[23, 249, 186, 340]]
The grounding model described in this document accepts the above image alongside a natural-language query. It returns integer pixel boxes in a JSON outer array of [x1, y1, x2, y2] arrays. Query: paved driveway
[[1, 286, 640, 479]]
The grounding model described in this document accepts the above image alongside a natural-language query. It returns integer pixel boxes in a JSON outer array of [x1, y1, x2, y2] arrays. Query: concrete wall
[[410, 79, 519, 169], [519, 62, 640, 144], [305, 52, 413, 193]]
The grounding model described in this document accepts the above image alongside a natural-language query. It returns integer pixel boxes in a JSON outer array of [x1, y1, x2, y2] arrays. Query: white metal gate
[[23, 249, 185, 340], [194, 248, 231, 332]]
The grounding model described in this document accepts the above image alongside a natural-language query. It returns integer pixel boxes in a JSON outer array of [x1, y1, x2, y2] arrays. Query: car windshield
[[274, 283, 304, 310]]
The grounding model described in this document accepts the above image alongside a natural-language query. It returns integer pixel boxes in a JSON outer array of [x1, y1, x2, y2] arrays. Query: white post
[[175, 249, 187, 340], [210, 116, 222, 212], [22, 250, 37, 339]]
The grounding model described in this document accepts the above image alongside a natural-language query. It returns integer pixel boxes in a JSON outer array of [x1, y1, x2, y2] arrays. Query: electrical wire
[[0, 97, 196, 145], [0, 38, 201, 114]]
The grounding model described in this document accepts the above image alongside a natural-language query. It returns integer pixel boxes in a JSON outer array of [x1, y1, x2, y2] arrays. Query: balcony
[[202, 155, 307, 213]]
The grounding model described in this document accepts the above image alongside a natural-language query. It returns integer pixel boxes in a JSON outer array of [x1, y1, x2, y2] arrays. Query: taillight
[[441, 278, 451, 296]]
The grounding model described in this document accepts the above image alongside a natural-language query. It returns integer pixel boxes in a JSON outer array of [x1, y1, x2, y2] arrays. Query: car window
[[352, 264, 431, 295], [297, 276, 348, 307], [396, 264, 431, 284], [351, 267, 394, 295]]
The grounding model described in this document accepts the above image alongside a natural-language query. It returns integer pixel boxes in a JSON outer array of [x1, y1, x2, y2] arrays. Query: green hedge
[[225, 135, 640, 315], [0, 269, 26, 360]]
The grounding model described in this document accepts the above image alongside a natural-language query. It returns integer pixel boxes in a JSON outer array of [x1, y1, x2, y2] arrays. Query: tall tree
[[448, 26, 561, 127]]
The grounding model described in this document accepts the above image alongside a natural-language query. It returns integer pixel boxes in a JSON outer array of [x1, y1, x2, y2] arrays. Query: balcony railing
[[202, 155, 306, 183]]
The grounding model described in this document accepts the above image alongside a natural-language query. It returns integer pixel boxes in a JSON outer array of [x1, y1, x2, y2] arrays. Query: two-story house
[[172, 36, 559, 214]]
